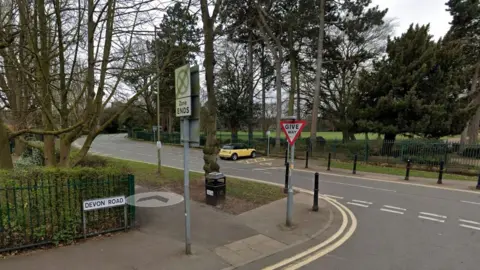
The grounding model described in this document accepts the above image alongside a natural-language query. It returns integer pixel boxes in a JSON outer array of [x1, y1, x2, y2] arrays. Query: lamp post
[[154, 26, 161, 174]]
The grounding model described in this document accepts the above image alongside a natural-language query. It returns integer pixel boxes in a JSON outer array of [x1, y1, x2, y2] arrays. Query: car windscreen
[[222, 145, 234, 149]]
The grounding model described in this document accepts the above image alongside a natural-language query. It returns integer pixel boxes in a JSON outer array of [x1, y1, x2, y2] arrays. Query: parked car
[[219, 143, 256, 161]]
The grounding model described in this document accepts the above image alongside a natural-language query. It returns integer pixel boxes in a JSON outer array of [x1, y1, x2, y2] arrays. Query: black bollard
[[305, 149, 309, 168], [353, 154, 358, 174], [327, 153, 331, 171], [284, 149, 288, 165], [312, 173, 319, 212], [284, 162, 289, 194], [477, 173, 480, 190], [437, 160, 444, 184], [405, 159, 411, 181]]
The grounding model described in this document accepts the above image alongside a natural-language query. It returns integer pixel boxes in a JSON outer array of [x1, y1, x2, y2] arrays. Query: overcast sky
[[372, 0, 452, 39]]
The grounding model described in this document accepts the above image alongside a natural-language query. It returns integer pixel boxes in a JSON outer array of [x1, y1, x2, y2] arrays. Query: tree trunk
[[58, 138, 71, 167], [247, 32, 254, 144], [309, 0, 325, 149], [287, 27, 295, 116], [0, 117, 13, 169], [14, 138, 25, 156], [201, 16, 219, 174], [231, 127, 238, 142], [467, 62, 480, 144], [274, 47, 283, 149], [261, 43, 267, 138], [296, 61, 301, 120], [381, 133, 396, 156]]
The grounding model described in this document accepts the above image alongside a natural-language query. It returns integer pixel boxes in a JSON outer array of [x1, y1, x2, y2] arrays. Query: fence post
[[305, 149, 309, 168], [405, 159, 411, 181], [284, 162, 289, 194], [327, 152, 331, 171], [312, 173, 319, 212], [477, 173, 480, 190], [437, 161, 444, 184], [353, 154, 358, 174], [128, 174, 136, 227]]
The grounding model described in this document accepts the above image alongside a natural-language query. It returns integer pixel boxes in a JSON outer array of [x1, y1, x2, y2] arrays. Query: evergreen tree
[[356, 24, 470, 144]]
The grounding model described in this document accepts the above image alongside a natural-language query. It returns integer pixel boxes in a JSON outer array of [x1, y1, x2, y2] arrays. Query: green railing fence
[[0, 173, 135, 253], [128, 129, 480, 176]]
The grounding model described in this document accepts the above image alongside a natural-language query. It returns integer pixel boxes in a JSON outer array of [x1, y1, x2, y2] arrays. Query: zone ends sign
[[280, 120, 307, 146]]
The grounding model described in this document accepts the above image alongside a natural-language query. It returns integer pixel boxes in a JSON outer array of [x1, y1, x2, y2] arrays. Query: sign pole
[[280, 116, 306, 228], [183, 118, 192, 255], [287, 141, 295, 227]]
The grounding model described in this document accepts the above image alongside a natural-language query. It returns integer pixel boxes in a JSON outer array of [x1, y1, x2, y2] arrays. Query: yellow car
[[219, 143, 256, 161]]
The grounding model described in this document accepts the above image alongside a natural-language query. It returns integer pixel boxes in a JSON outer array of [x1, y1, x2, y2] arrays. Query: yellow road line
[[262, 196, 352, 270], [284, 198, 357, 269]]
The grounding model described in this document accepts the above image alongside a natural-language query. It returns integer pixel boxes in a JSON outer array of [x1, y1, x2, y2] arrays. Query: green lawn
[[106, 157, 286, 206], [216, 131, 461, 141], [328, 160, 476, 181]]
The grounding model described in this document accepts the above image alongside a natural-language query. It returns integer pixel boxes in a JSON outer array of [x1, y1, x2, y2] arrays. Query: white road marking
[[322, 194, 344, 200], [252, 167, 284, 171], [352, 200, 372, 205], [459, 224, 480, 231], [380, 208, 404, 215], [461, 200, 480, 206], [418, 216, 445, 223], [383, 205, 407, 211], [459, 219, 480, 225], [319, 180, 396, 193], [263, 172, 272, 174], [419, 212, 447, 219], [347, 202, 369, 208]]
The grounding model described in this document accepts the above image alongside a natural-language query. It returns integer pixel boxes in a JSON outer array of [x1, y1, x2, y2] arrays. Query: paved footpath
[[0, 185, 343, 270], [70, 134, 480, 270]]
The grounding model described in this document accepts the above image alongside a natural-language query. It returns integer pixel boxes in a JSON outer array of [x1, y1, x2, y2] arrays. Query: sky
[[372, 0, 453, 39]]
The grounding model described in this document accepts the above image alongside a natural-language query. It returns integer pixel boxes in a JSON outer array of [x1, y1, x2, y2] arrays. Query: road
[[77, 134, 480, 269]]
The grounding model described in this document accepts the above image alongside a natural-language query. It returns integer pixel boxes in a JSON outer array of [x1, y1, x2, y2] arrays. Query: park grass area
[[214, 131, 461, 141], [327, 160, 476, 181], [106, 157, 286, 214]]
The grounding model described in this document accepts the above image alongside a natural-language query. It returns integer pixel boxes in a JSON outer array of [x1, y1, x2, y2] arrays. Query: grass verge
[[327, 160, 476, 181], [106, 157, 286, 214]]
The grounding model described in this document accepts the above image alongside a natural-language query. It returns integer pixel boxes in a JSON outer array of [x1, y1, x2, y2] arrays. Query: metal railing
[[0, 174, 135, 253]]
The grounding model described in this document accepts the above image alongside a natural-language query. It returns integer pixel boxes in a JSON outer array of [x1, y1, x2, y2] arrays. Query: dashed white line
[[347, 202, 369, 208], [461, 200, 480, 206], [419, 212, 447, 219], [352, 200, 372, 205], [383, 205, 406, 211], [418, 216, 445, 223], [459, 219, 480, 225], [460, 224, 480, 231], [322, 194, 344, 200], [380, 208, 404, 215], [319, 180, 396, 193]]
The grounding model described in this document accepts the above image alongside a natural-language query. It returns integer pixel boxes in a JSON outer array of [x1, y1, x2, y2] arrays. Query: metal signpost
[[280, 117, 307, 227], [175, 64, 200, 255], [82, 196, 127, 239]]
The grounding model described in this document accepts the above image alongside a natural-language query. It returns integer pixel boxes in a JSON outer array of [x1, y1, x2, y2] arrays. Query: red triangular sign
[[280, 120, 307, 146]]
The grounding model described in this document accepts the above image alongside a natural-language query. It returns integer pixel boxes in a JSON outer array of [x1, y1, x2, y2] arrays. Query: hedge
[[0, 167, 135, 253]]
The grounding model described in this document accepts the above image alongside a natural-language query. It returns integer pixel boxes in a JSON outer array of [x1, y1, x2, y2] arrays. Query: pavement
[[14, 133, 480, 270], [0, 186, 344, 270]]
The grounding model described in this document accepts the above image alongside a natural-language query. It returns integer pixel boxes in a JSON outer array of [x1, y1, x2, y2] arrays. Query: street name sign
[[280, 120, 307, 146], [83, 196, 126, 211], [175, 64, 191, 117]]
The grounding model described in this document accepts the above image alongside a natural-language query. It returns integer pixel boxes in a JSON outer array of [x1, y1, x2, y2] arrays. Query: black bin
[[205, 172, 226, 206]]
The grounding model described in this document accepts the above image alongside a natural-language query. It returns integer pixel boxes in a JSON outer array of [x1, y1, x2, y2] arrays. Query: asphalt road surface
[[76, 134, 480, 269]]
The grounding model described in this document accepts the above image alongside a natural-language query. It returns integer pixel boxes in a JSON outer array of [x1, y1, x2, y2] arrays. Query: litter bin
[[205, 172, 226, 206]]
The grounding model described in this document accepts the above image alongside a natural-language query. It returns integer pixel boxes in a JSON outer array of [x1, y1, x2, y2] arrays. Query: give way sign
[[280, 120, 307, 146]]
